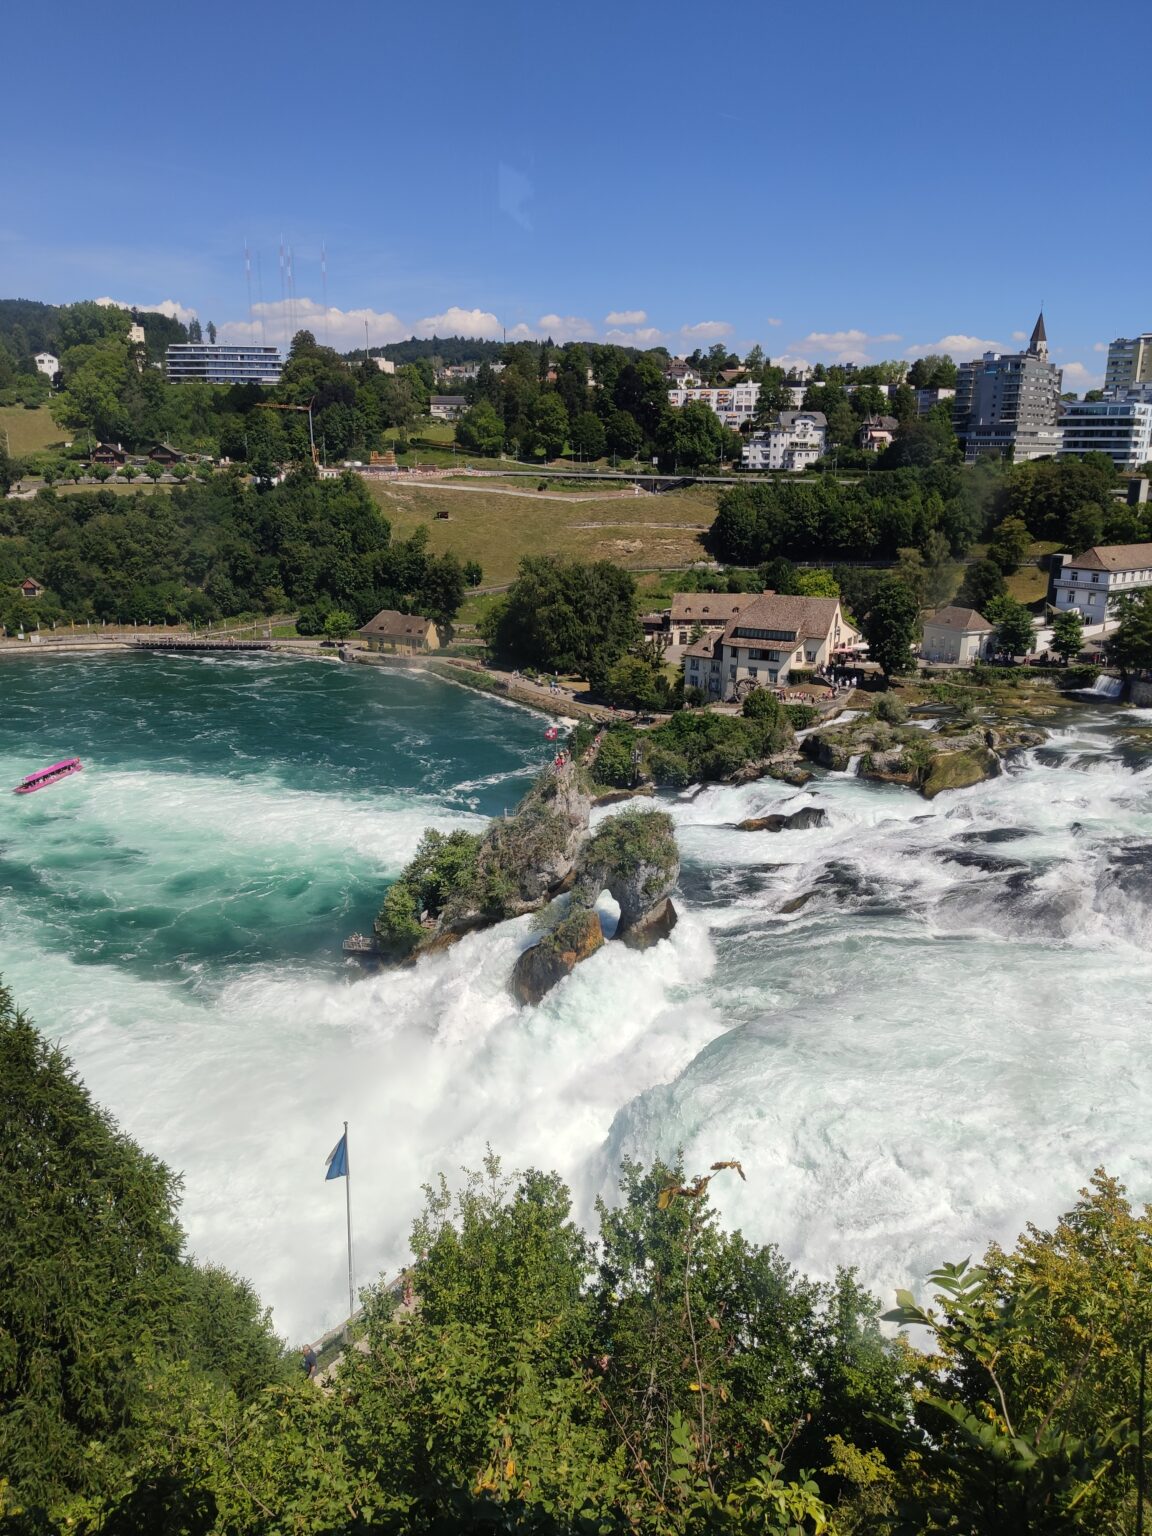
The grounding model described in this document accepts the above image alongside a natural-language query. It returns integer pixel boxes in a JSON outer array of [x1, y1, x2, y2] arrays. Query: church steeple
[[1028, 310, 1048, 360]]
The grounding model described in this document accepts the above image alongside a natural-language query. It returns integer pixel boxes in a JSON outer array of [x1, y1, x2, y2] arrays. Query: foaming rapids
[[5, 668, 1152, 1341]]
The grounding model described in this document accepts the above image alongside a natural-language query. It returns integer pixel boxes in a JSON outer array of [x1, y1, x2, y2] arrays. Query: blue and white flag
[[325, 1132, 349, 1181]]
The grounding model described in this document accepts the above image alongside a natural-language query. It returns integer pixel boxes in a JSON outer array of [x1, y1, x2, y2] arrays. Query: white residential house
[[34, 352, 59, 378], [374, 357, 396, 375], [683, 593, 858, 699], [667, 382, 760, 428], [429, 395, 467, 420], [1052, 542, 1152, 623], [742, 411, 827, 471], [127, 322, 146, 346], [665, 360, 703, 387], [859, 414, 899, 452], [920, 606, 994, 664]]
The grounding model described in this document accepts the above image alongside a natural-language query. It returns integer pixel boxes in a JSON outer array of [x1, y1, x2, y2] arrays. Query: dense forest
[[708, 454, 1130, 568], [0, 469, 471, 633], [6, 980, 1152, 1534]]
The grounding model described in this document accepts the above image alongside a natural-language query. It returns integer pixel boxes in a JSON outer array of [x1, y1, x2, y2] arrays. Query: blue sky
[[4, 0, 1148, 386]]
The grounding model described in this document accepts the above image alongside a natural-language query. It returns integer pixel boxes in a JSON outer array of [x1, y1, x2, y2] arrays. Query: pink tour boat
[[13, 758, 84, 794]]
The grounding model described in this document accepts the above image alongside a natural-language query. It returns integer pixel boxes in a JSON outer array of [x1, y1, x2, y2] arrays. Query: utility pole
[[343, 1120, 354, 1320], [1139, 1343, 1147, 1536]]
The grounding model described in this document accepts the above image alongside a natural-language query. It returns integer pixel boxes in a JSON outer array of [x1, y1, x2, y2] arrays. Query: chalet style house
[[683, 593, 858, 699]]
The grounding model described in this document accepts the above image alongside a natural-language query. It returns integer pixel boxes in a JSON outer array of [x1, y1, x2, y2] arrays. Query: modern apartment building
[[741, 411, 827, 471], [1059, 388, 1152, 470], [953, 313, 1063, 462], [1051, 542, 1152, 622], [667, 382, 760, 428], [1104, 335, 1152, 394], [165, 343, 283, 385]]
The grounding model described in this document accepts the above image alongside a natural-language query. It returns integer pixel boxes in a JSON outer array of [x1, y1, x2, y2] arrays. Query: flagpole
[[344, 1119, 355, 1320]]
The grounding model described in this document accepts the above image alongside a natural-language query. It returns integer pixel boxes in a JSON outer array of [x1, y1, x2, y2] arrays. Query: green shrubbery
[[375, 828, 483, 952], [8, 982, 1152, 1534]]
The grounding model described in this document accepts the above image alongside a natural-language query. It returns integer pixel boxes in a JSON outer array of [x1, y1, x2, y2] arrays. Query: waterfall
[[845, 753, 862, 776], [1081, 674, 1124, 700]]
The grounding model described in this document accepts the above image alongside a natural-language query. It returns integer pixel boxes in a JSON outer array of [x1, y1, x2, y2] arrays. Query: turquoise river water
[[4, 651, 1152, 1341]]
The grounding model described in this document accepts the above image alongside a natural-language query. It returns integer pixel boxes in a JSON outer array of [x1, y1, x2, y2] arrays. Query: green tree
[[906, 354, 958, 389], [483, 556, 639, 685], [1051, 608, 1085, 664], [658, 400, 726, 469], [457, 398, 504, 457], [794, 569, 840, 598], [862, 579, 920, 679], [605, 653, 665, 712], [985, 595, 1035, 659], [1107, 591, 1152, 673], [987, 516, 1031, 574], [323, 608, 356, 640], [956, 557, 1007, 611], [0, 982, 286, 1515], [531, 392, 569, 460], [570, 410, 606, 461], [605, 408, 644, 460]]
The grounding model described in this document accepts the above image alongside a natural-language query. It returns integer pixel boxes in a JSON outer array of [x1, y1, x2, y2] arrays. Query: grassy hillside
[[0, 404, 68, 456], [367, 479, 719, 586]]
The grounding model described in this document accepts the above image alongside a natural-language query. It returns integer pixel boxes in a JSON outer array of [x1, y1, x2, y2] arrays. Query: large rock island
[[370, 754, 680, 1003]]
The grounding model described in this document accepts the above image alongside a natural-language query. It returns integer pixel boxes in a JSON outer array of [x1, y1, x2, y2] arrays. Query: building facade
[[667, 382, 760, 428], [953, 313, 1063, 462], [429, 395, 467, 420], [1058, 388, 1152, 470], [357, 609, 441, 653], [165, 343, 283, 385], [1104, 335, 1152, 394], [859, 414, 899, 452], [683, 593, 857, 699], [742, 411, 827, 471], [920, 606, 993, 664], [34, 352, 58, 378], [1051, 542, 1152, 622]]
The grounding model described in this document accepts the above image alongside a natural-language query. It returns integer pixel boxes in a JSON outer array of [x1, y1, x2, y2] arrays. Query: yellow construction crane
[[256, 397, 318, 465]]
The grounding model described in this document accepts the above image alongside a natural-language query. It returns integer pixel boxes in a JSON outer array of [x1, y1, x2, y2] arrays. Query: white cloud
[[681, 320, 734, 341], [766, 317, 783, 327], [95, 295, 198, 326], [606, 325, 669, 345], [537, 313, 597, 341], [1060, 360, 1104, 392], [605, 309, 647, 326], [1012, 330, 1028, 342], [218, 298, 406, 348], [905, 334, 1006, 360], [795, 328, 902, 365], [416, 305, 505, 339], [1093, 341, 1109, 353]]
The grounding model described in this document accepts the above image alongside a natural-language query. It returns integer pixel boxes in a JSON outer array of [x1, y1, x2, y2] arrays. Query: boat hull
[[13, 763, 84, 794]]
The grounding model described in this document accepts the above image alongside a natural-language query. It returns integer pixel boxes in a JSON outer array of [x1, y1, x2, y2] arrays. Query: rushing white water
[[4, 659, 1152, 1345]]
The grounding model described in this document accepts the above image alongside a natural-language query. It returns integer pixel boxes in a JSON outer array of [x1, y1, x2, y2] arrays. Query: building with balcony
[[1051, 542, 1152, 622], [667, 382, 760, 428], [741, 411, 827, 471], [1058, 388, 1152, 470], [165, 343, 283, 385], [1104, 334, 1152, 394], [953, 313, 1063, 462]]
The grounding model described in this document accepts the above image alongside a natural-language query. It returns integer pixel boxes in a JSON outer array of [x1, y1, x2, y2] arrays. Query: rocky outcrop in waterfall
[[368, 759, 681, 1000]]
